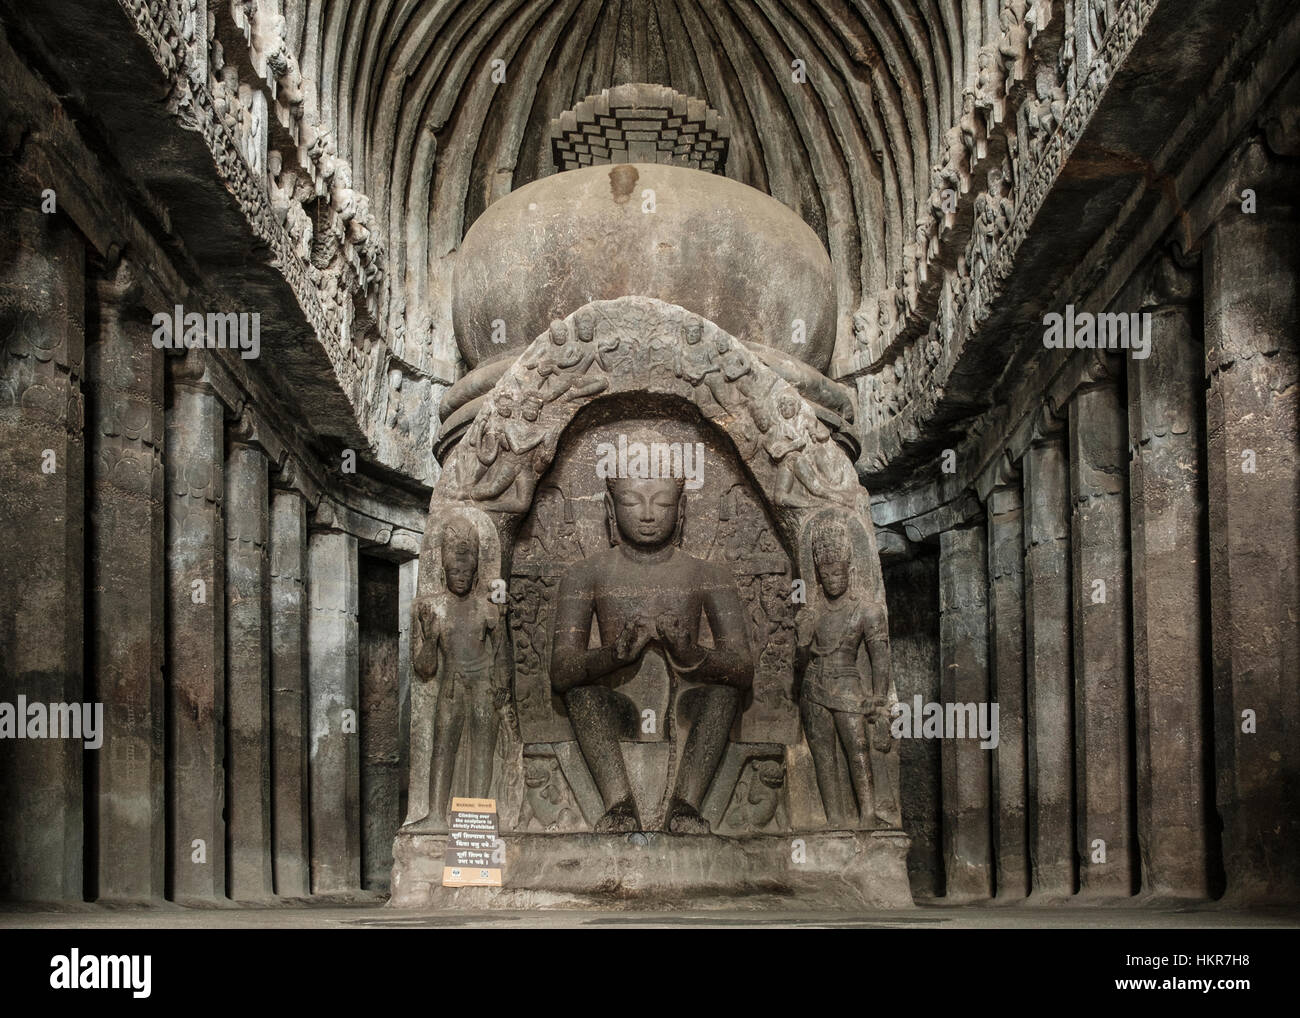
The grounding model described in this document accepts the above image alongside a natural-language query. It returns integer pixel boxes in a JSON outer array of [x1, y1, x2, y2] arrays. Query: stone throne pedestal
[[393, 159, 909, 910]]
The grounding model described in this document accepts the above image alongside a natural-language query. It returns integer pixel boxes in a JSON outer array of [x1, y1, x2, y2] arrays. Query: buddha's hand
[[655, 611, 697, 664], [613, 618, 654, 666]]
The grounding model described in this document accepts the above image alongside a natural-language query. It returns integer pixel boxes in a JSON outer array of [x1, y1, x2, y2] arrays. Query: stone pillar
[[1022, 433, 1076, 898], [884, 552, 943, 898], [1129, 256, 1216, 898], [224, 428, 273, 900], [987, 482, 1029, 899], [270, 485, 310, 897], [0, 206, 86, 902], [308, 526, 361, 893], [397, 558, 419, 828], [938, 524, 993, 900], [1203, 164, 1300, 903], [87, 260, 165, 902], [165, 360, 226, 902], [1069, 373, 1135, 897], [360, 557, 401, 890]]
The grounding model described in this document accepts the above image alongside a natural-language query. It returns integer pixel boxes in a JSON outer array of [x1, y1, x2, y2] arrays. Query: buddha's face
[[607, 477, 682, 548], [816, 558, 850, 599], [496, 395, 514, 418]]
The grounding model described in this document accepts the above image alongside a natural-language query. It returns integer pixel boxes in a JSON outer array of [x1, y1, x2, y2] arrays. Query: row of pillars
[[923, 204, 1298, 902], [0, 206, 416, 903]]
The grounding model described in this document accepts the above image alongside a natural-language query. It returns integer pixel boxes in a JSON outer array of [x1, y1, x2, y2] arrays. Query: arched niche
[[411, 296, 891, 831]]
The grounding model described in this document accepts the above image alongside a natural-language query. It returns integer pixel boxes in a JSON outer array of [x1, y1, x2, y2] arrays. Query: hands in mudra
[[612, 611, 701, 668], [613, 617, 655, 665]]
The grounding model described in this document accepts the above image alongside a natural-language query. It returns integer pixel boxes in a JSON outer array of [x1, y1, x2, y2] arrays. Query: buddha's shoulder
[[559, 547, 618, 579]]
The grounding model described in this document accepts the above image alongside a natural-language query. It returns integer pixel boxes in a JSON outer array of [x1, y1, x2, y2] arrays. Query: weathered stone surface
[[0, 0, 1297, 917], [939, 524, 992, 900], [798, 517, 898, 831], [391, 830, 912, 909], [87, 260, 165, 903], [308, 529, 360, 893], [359, 556, 401, 891], [1129, 281, 1217, 899], [1023, 437, 1075, 898], [396, 295, 903, 904], [0, 205, 86, 903], [452, 165, 837, 371], [884, 553, 943, 898], [1069, 379, 1135, 897], [270, 488, 310, 897], [1204, 196, 1300, 904], [225, 440, 273, 901], [396, 558, 419, 832], [988, 484, 1029, 900], [165, 371, 226, 903]]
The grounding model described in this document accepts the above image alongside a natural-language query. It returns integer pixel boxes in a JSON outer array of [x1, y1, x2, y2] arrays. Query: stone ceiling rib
[[277, 0, 978, 367]]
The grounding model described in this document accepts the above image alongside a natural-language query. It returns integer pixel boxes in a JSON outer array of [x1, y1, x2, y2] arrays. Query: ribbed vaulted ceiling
[[280, 0, 994, 359]]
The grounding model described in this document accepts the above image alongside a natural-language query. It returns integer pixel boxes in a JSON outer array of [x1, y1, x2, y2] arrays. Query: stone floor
[[2, 901, 1296, 929]]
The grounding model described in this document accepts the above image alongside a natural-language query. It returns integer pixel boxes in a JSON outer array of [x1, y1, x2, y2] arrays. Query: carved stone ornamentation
[[402, 297, 894, 861], [404, 511, 509, 832], [795, 517, 900, 829]]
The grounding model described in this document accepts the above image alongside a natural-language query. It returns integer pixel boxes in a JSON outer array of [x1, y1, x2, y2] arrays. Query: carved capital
[[273, 454, 322, 507], [975, 449, 1022, 504], [312, 495, 394, 547], [93, 256, 145, 321], [168, 348, 246, 417], [1029, 398, 1067, 444], [1139, 244, 1201, 308], [228, 403, 288, 468]]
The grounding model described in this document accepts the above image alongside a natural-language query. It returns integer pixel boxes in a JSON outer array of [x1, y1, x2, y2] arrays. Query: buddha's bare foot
[[666, 799, 710, 835], [594, 799, 640, 834]]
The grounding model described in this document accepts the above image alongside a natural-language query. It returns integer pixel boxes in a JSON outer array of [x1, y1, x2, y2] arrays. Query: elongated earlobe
[[604, 491, 619, 546]]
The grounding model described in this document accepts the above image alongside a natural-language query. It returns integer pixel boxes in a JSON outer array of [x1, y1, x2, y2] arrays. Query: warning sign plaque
[[442, 797, 503, 887]]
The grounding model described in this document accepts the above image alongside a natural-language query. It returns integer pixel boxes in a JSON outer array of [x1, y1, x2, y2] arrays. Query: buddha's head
[[606, 474, 685, 549]]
